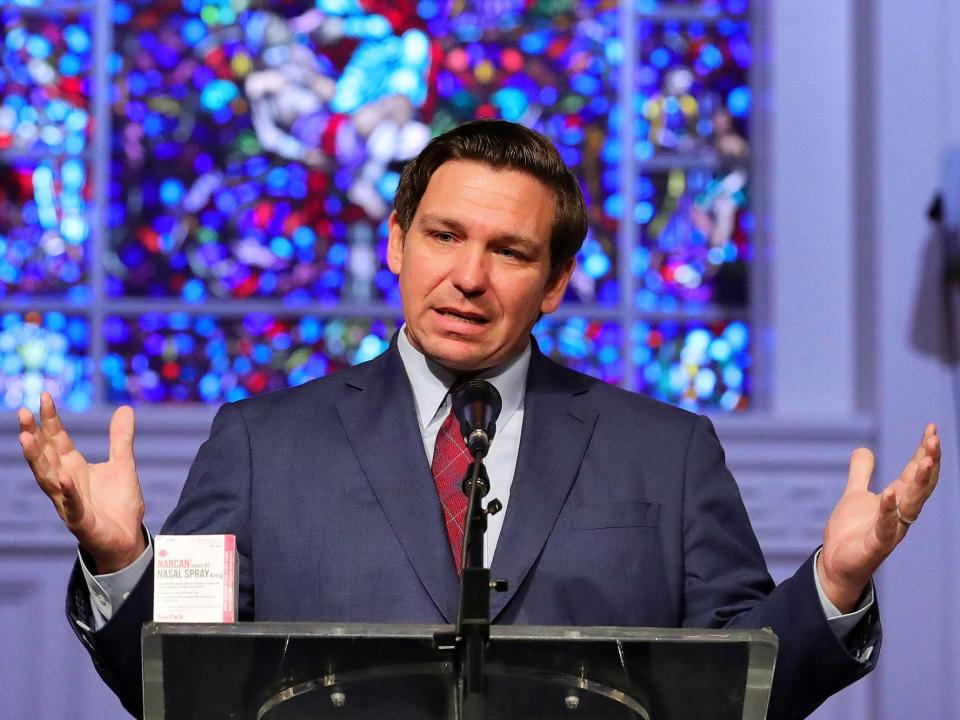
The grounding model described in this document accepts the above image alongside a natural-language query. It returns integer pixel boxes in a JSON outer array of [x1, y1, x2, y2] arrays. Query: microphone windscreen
[[452, 379, 502, 444]]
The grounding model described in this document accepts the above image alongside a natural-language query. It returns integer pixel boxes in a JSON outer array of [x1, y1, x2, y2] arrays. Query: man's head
[[387, 120, 589, 373], [393, 120, 588, 278]]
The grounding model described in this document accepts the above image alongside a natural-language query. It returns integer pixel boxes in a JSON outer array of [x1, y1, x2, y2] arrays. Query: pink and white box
[[153, 534, 238, 623]]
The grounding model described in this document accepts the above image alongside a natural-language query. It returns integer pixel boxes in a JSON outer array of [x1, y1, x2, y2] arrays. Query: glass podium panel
[[142, 622, 777, 720]]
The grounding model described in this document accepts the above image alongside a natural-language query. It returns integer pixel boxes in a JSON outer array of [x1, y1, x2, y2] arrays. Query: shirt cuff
[[79, 529, 153, 631], [813, 547, 875, 645]]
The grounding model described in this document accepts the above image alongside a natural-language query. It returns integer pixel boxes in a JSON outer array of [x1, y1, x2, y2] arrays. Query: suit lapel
[[489, 350, 598, 620], [336, 342, 460, 622]]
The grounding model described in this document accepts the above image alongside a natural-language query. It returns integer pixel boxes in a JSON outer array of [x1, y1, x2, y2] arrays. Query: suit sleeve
[[65, 401, 255, 718], [680, 414, 880, 720]]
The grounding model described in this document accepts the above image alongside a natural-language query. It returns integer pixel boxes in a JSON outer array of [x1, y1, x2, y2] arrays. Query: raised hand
[[818, 424, 941, 612], [18, 392, 146, 573]]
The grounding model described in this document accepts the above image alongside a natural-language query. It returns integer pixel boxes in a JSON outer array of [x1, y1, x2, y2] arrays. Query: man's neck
[[395, 325, 532, 431]]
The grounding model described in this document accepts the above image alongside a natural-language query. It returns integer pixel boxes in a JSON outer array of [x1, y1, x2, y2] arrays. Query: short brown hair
[[393, 120, 588, 275]]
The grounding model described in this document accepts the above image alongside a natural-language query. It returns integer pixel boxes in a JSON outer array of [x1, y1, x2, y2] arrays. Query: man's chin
[[418, 338, 498, 374], [426, 352, 490, 374]]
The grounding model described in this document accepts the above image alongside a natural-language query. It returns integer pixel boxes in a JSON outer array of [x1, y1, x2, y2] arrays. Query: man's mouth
[[434, 308, 489, 325]]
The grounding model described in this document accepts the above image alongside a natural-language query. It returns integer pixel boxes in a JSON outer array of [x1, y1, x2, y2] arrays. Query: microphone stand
[[434, 453, 505, 720]]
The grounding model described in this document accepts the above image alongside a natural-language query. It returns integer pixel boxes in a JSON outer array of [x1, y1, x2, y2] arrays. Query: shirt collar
[[396, 325, 530, 430]]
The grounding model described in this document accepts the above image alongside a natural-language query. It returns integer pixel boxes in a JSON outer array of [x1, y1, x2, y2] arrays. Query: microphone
[[452, 380, 502, 458]]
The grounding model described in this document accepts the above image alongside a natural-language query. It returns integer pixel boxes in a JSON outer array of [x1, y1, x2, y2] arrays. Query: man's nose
[[449, 244, 489, 297]]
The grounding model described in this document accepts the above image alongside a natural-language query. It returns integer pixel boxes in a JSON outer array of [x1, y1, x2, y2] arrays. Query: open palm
[[818, 425, 940, 612], [19, 392, 146, 573]]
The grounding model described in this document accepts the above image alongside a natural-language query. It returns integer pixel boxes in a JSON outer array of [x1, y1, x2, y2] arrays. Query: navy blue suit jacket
[[69, 339, 878, 718]]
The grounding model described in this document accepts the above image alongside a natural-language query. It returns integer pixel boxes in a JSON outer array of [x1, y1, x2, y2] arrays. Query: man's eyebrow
[[416, 214, 468, 235], [416, 213, 542, 251]]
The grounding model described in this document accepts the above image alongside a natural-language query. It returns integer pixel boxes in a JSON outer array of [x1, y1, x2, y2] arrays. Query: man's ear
[[540, 257, 576, 315], [387, 211, 404, 275]]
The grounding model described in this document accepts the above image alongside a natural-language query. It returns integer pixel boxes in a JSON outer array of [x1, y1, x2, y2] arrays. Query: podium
[[142, 622, 777, 719], [141, 622, 777, 719]]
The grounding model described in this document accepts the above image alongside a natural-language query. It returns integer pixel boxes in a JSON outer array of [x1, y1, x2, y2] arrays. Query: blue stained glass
[[650, 48, 670, 69], [491, 87, 528, 122], [105, 315, 399, 403], [59, 53, 81, 76], [637, 15, 750, 156], [533, 317, 624, 386], [583, 253, 611, 279], [635, 201, 655, 224], [727, 86, 751, 116], [114, 3, 133, 23], [0, 158, 90, 297], [0, 312, 91, 412], [26, 35, 53, 60], [182, 18, 207, 44], [1, 11, 92, 155], [632, 168, 750, 308], [64, 25, 91, 54], [700, 44, 723, 69], [632, 319, 749, 411]]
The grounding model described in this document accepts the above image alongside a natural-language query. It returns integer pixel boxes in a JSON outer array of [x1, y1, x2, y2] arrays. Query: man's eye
[[432, 232, 456, 242], [497, 247, 522, 259]]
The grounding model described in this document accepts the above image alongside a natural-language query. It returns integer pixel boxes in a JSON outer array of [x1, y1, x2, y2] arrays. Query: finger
[[18, 425, 62, 492], [17, 407, 42, 462], [22, 441, 69, 515], [926, 436, 941, 492], [898, 456, 937, 519], [17, 407, 47, 468], [19, 428, 53, 478], [897, 454, 918, 484], [911, 423, 938, 463], [925, 430, 942, 468], [17, 406, 37, 433], [20, 403, 70, 487], [875, 487, 900, 546], [38, 392, 74, 455], [108, 405, 136, 463], [844, 448, 875, 494], [892, 427, 941, 512]]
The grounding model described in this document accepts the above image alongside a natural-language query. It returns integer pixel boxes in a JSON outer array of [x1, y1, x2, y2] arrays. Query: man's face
[[388, 160, 575, 373]]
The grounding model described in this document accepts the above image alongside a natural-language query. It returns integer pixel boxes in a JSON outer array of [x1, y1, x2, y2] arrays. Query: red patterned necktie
[[431, 407, 471, 575]]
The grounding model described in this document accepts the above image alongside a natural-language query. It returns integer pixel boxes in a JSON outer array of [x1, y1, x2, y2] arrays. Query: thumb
[[844, 447, 875, 495], [108, 405, 136, 464]]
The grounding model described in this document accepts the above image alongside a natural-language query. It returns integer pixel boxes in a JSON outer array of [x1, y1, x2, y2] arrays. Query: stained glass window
[[0, 311, 92, 411], [633, 318, 749, 410], [1, 6, 93, 301], [0, 157, 91, 298], [633, 10, 751, 310], [533, 316, 625, 386], [106, 0, 621, 304], [103, 312, 397, 404], [0, 8, 92, 155], [635, 16, 750, 158], [1, 0, 757, 413], [634, 167, 750, 309]]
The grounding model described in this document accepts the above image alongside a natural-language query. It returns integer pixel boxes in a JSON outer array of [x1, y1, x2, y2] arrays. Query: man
[[19, 120, 941, 719]]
